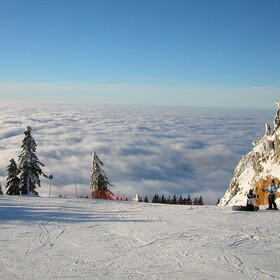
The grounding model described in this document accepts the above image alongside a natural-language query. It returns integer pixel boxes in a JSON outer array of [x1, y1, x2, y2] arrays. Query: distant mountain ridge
[[219, 102, 280, 206]]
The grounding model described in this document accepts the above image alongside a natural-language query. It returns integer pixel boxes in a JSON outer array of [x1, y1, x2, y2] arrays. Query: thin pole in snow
[[49, 182, 52, 198], [48, 175, 53, 198]]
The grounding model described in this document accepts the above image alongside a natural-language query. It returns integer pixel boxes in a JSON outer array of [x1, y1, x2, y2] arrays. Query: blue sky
[[0, 0, 279, 108]]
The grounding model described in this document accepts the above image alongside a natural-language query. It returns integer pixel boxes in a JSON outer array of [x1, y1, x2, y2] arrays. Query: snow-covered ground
[[1, 196, 279, 280]]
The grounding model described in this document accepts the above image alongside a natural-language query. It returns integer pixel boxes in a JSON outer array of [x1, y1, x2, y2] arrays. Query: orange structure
[[254, 176, 280, 205]]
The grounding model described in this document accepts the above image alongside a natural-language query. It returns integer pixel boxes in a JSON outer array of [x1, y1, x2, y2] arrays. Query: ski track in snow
[[0, 196, 280, 280], [24, 220, 67, 256]]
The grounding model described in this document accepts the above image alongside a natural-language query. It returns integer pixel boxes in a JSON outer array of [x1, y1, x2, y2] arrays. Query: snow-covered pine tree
[[178, 195, 183, 204], [90, 151, 113, 199], [171, 195, 177, 204], [0, 182, 3, 195], [6, 158, 20, 195], [193, 197, 198, 205], [161, 194, 166, 204], [166, 195, 171, 204], [152, 194, 159, 203], [198, 196, 204, 205], [186, 195, 192, 205], [18, 126, 46, 195]]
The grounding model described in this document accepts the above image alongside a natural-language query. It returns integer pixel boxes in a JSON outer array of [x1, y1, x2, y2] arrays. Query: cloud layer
[[0, 102, 274, 204]]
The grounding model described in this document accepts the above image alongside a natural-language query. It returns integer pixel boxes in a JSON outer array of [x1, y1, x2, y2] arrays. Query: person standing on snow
[[263, 180, 279, 210], [246, 189, 258, 211]]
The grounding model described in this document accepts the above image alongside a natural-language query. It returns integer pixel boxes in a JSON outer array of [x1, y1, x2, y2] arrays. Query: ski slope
[[0, 196, 279, 280]]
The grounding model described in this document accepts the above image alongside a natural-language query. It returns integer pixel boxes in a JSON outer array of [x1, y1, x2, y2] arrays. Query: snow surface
[[1, 196, 279, 280]]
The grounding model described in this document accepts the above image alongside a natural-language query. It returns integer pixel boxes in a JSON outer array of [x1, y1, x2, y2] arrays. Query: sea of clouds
[[0, 102, 274, 204]]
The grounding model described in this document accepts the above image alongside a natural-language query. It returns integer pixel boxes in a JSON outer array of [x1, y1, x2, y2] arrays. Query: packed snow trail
[[0, 196, 279, 280]]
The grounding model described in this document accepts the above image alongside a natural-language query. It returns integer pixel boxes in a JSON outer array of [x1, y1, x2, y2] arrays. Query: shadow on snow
[[0, 200, 152, 224]]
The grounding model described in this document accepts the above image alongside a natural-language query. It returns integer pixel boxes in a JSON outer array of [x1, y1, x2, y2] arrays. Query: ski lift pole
[[48, 175, 53, 198]]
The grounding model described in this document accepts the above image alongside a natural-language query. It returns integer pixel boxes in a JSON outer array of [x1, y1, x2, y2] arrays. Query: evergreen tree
[[161, 194, 166, 204], [171, 195, 177, 204], [178, 195, 183, 204], [152, 194, 159, 203], [90, 151, 113, 199], [18, 127, 46, 195], [0, 182, 3, 195], [143, 195, 149, 203], [198, 196, 204, 205], [186, 195, 192, 205], [193, 197, 198, 205], [216, 198, 220, 206], [6, 158, 20, 195], [166, 195, 171, 204]]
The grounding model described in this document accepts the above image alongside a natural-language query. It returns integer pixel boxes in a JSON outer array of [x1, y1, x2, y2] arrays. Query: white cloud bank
[[0, 102, 274, 204]]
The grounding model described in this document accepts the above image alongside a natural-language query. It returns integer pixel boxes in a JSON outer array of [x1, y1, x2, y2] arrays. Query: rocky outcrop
[[219, 102, 280, 206], [273, 101, 280, 131]]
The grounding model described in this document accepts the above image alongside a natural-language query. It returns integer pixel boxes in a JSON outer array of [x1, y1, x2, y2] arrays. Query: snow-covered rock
[[219, 101, 280, 206], [133, 193, 140, 202]]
